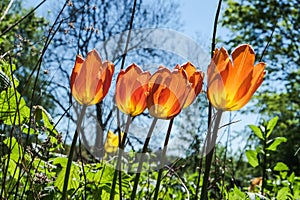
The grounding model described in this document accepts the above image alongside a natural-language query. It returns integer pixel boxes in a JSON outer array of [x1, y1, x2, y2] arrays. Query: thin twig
[[119, 0, 138, 70], [0, 0, 15, 22]]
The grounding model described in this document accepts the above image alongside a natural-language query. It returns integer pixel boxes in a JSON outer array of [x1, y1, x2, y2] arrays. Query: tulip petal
[[235, 62, 266, 109], [226, 44, 255, 96]]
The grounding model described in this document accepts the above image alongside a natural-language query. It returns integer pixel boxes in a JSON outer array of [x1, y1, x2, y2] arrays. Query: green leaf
[[276, 187, 290, 199], [266, 116, 279, 138], [52, 157, 68, 168], [229, 185, 247, 199], [3, 137, 22, 179], [266, 137, 287, 151], [246, 150, 259, 168], [3, 137, 23, 162], [288, 172, 295, 183], [249, 124, 264, 140], [273, 162, 289, 171], [54, 163, 80, 192], [0, 88, 30, 125]]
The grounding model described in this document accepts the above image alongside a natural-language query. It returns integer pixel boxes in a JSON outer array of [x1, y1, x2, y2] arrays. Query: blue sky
[[181, 0, 219, 37]]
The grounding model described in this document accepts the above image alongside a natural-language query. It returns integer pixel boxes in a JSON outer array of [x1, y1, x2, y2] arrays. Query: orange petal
[[233, 62, 266, 110], [225, 44, 255, 95]]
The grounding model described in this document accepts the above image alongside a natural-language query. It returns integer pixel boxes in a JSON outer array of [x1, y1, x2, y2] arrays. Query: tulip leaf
[[266, 137, 287, 151], [246, 150, 259, 168], [249, 124, 264, 141], [266, 116, 279, 138]]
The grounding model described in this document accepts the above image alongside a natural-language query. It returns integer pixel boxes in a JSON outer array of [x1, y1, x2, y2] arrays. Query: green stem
[[200, 110, 223, 200], [110, 115, 131, 200], [131, 118, 158, 200], [153, 118, 174, 200], [62, 105, 87, 200], [261, 129, 267, 195]]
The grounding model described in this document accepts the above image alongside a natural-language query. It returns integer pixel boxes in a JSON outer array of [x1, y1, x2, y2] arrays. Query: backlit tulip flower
[[70, 49, 114, 105], [147, 67, 191, 119], [175, 62, 204, 108], [207, 44, 266, 111], [115, 64, 151, 116], [104, 130, 124, 153]]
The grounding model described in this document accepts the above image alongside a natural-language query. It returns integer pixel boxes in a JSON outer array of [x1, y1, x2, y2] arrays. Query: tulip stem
[[131, 118, 158, 200], [62, 105, 87, 200], [110, 114, 131, 200], [200, 110, 223, 200], [153, 118, 174, 200]]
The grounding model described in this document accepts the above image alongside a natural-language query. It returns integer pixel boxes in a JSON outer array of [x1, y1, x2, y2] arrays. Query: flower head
[[147, 67, 191, 119], [104, 130, 124, 153], [70, 49, 114, 105], [115, 64, 151, 116], [175, 62, 204, 108], [207, 44, 266, 111]]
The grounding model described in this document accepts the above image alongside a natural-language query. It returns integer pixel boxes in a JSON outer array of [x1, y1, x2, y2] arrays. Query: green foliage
[[242, 117, 300, 199]]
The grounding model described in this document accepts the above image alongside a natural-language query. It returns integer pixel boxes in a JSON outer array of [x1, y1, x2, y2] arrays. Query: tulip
[[147, 67, 191, 119], [104, 130, 124, 153], [115, 64, 151, 116], [175, 62, 204, 108], [70, 49, 114, 105], [207, 44, 266, 111]]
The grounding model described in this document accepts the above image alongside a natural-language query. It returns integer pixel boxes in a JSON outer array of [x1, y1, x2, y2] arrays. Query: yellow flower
[[104, 130, 124, 153]]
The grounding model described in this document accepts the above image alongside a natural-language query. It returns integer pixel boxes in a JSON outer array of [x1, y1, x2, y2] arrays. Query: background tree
[[0, 0, 54, 111], [221, 0, 300, 174]]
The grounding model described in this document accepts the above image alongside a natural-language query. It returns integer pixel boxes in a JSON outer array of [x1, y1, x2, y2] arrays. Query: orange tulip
[[70, 49, 114, 105], [147, 67, 191, 119], [175, 62, 204, 108], [115, 63, 151, 116], [207, 44, 266, 111]]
